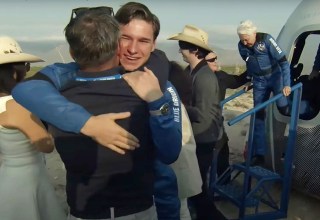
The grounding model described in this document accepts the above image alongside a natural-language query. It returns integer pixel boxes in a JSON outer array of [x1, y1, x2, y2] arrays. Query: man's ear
[[151, 40, 156, 52], [69, 48, 76, 61], [253, 32, 257, 39], [193, 48, 199, 55]]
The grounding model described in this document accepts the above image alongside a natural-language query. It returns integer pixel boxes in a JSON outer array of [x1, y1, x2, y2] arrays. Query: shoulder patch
[[257, 42, 266, 51]]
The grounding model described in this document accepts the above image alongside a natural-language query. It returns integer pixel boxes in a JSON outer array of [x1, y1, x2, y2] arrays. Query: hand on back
[[81, 112, 140, 155]]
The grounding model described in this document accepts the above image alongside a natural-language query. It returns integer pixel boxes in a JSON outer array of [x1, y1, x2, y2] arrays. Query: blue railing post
[[280, 83, 302, 214]]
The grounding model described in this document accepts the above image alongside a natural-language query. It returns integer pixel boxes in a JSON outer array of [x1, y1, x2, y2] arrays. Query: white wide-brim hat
[[167, 24, 213, 52], [0, 36, 44, 65]]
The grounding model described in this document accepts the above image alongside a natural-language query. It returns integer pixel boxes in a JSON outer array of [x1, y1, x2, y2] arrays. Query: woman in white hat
[[0, 36, 66, 220]]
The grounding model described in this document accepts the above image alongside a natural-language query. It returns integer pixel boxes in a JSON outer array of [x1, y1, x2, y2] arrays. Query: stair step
[[233, 163, 281, 181], [215, 183, 259, 207]]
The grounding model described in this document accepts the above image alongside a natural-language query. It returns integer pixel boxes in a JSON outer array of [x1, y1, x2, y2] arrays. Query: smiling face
[[239, 33, 256, 48], [119, 19, 156, 71]]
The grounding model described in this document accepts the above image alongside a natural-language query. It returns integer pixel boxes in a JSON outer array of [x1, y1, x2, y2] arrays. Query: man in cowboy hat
[[168, 25, 226, 220]]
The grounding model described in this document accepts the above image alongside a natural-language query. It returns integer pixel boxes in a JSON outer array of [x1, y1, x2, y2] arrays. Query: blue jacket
[[238, 32, 291, 87]]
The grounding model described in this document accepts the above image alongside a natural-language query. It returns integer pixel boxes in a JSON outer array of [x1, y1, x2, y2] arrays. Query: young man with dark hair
[[168, 25, 226, 220]]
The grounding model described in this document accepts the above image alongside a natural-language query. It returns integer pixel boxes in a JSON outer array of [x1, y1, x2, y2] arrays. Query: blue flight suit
[[238, 32, 291, 156], [12, 61, 182, 220]]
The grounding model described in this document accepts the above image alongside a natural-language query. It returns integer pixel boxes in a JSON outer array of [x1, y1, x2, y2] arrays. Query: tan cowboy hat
[[0, 36, 44, 65], [167, 25, 213, 51]]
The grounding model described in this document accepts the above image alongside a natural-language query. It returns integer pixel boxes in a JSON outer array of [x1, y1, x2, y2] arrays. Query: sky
[[0, 0, 303, 60]]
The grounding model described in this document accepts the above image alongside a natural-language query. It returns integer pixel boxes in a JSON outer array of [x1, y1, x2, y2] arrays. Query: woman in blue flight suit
[[237, 20, 292, 165]]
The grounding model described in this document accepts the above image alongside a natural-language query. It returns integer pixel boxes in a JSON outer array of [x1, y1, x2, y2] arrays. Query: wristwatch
[[149, 103, 170, 116]]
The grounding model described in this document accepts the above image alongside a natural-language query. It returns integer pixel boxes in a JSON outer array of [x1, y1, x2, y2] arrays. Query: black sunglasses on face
[[70, 6, 114, 21], [206, 56, 218, 62]]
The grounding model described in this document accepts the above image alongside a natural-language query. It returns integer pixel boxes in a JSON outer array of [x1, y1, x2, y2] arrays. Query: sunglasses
[[206, 56, 218, 62], [70, 6, 114, 21]]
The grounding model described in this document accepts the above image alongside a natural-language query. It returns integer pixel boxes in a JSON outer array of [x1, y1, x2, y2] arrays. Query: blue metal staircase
[[210, 83, 302, 220]]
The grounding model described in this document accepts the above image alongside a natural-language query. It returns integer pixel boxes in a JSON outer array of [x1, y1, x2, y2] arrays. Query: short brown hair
[[115, 2, 160, 40], [65, 10, 120, 68]]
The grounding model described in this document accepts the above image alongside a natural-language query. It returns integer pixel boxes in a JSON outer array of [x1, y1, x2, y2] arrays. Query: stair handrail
[[221, 82, 302, 219], [220, 85, 253, 108], [227, 83, 302, 126]]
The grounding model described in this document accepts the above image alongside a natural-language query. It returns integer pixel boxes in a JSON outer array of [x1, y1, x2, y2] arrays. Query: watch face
[[149, 103, 170, 116], [160, 103, 170, 115]]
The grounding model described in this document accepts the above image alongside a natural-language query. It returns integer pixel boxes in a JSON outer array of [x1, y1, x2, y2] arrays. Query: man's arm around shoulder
[[12, 62, 90, 132], [12, 63, 140, 153]]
